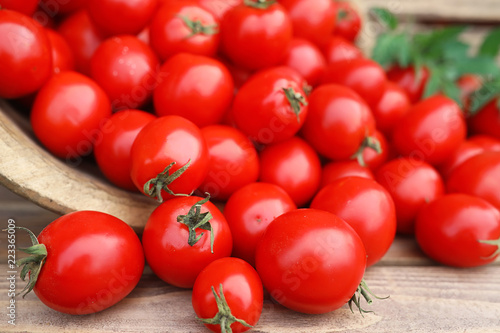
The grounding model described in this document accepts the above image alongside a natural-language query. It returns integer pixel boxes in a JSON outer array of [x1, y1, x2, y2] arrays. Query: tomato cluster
[[3, 0, 500, 331]]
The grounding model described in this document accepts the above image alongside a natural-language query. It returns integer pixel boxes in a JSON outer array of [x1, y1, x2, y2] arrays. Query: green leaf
[[478, 27, 500, 57], [451, 56, 500, 78], [394, 34, 413, 67], [469, 79, 500, 114], [422, 67, 442, 98], [371, 33, 399, 66], [441, 80, 463, 106], [370, 7, 398, 31], [439, 40, 470, 62], [414, 26, 467, 53]]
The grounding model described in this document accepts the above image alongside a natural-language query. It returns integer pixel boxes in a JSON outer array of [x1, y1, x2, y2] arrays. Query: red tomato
[[192, 257, 263, 333], [392, 95, 467, 166], [0, 10, 52, 99], [300, 84, 376, 161], [446, 151, 500, 211], [153, 53, 234, 127], [456, 74, 481, 112], [231, 67, 308, 145], [195, 0, 243, 20], [255, 208, 366, 314], [31, 71, 111, 161], [371, 81, 411, 138], [322, 35, 363, 64], [220, 1, 292, 70], [386, 65, 430, 104], [376, 157, 445, 235], [437, 139, 485, 180], [332, 0, 362, 42], [149, 2, 220, 61], [90, 35, 160, 111], [469, 134, 500, 151], [320, 161, 374, 188], [360, 130, 390, 171], [468, 98, 500, 140], [93, 109, 156, 191], [142, 195, 233, 288], [0, 0, 39, 16], [87, 0, 158, 36], [39, 0, 87, 15], [415, 194, 500, 267], [259, 136, 321, 207], [18, 211, 144, 314], [130, 115, 209, 201], [57, 10, 106, 75], [224, 182, 296, 266], [311, 176, 397, 266], [46, 29, 76, 75], [280, 38, 327, 87], [278, 0, 336, 47], [321, 57, 387, 108]]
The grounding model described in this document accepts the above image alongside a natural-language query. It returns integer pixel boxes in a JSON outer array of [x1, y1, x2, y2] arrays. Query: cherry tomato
[[195, 0, 243, 20], [415, 194, 500, 267], [437, 139, 485, 180], [278, 0, 336, 47], [320, 161, 374, 189], [198, 125, 259, 201], [150, 2, 220, 60], [142, 195, 233, 288], [392, 95, 467, 166], [280, 38, 327, 87], [231, 66, 308, 145], [300, 84, 376, 161], [456, 74, 481, 112], [255, 208, 366, 314], [31, 71, 112, 161], [469, 134, 500, 151], [18, 211, 144, 315], [468, 98, 500, 140], [0, 9, 52, 99], [360, 130, 390, 171], [376, 157, 445, 235], [322, 35, 363, 64], [386, 65, 430, 104], [192, 257, 263, 333], [259, 136, 321, 207], [93, 109, 156, 191], [446, 151, 500, 211], [90, 35, 160, 111], [224, 182, 296, 266], [0, 0, 39, 16], [371, 81, 411, 138], [332, 0, 362, 42], [220, 0, 292, 70], [39, 0, 87, 15], [311, 176, 396, 266], [45, 29, 76, 75], [130, 115, 209, 201], [153, 53, 234, 127]]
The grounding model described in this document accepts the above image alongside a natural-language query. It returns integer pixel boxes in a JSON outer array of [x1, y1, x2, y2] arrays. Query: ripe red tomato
[[18, 211, 144, 314], [320, 161, 374, 189], [371, 81, 411, 138], [332, 0, 362, 42], [46, 29, 76, 75], [415, 194, 500, 267], [150, 2, 220, 60], [231, 67, 308, 145], [90, 35, 160, 111], [392, 95, 467, 166], [278, 0, 336, 47], [360, 130, 390, 171], [322, 35, 363, 64], [280, 38, 327, 87], [437, 139, 485, 180], [142, 195, 233, 288], [446, 151, 500, 211], [386, 65, 430, 104], [220, 0, 292, 70], [376, 157, 445, 235], [39, 0, 86, 15], [300, 84, 376, 161], [87, 0, 158, 36], [153, 53, 234, 127], [456, 74, 481, 111], [468, 98, 500, 140], [192, 257, 263, 333], [0, 9, 52, 99], [223, 182, 296, 266], [0, 0, 39, 16], [130, 115, 209, 201], [93, 109, 156, 191], [195, 0, 243, 20], [311, 176, 397, 266], [259, 136, 321, 207], [469, 134, 500, 151], [31, 71, 112, 161], [255, 208, 366, 314]]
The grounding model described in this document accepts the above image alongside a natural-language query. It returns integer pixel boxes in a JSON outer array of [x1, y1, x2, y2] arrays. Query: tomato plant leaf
[[469, 79, 500, 114], [422, 67, 442, 98], [369, 7, 398, 31], [451, 56, 500, 78], [478, 27, 500, 57]]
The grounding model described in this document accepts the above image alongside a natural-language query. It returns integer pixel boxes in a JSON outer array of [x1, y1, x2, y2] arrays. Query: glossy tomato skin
[[415, 194, 500, 267], [46, 29, 76, 75], [220, 1, 292, 70], [94, 109, 156, 191], [90, 35, 160, 111], [150, 2, 220, 60], [0, 10, 52, 99], [392, 95, 467, 166], [153, 53, 234, 127], [322, 35, 363, 64], [231, 67, 308, 145], [469, 134, 500, 151], [437, 139, 485, 180], [387, 65, 430, 104], [311, 176, 397, 266], [361, 130, 391, 171], [0, 0, 39, 16], [34, 211, 144, 315], [376, 157, 445, 235], [130, 115, 209, 200], [31, 71, 112, 161], [280, 38, 327, 87], [255, 208, 366, 314], [224, 182, 296, 266], [468, 98, 500, 140], [259, 136, 322, 207], [332, 0, 362, 42], [446, 151, 500, 211], [192, 257, 263, 333], [39, 0, 87, 15], [195, 0, 243, 20], [198, 125, 259, 201], [371, 81, 411, 138], [320, 161, 374, 188], [142, 196, 232, 288], [300, 84, 376, 161]]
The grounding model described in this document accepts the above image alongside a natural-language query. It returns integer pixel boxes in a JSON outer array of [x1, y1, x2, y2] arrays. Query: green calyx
[[478, 238, 500, 260], [351, 135, 382, 167], [283, 87, 308, 122], [178, 15, 219, 38], [177, 194, 215, 253], [198, 284, 253, 333], [348, 278, 389, 315], [143, 160, 191, 203], [243, 0, 276, 10]]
